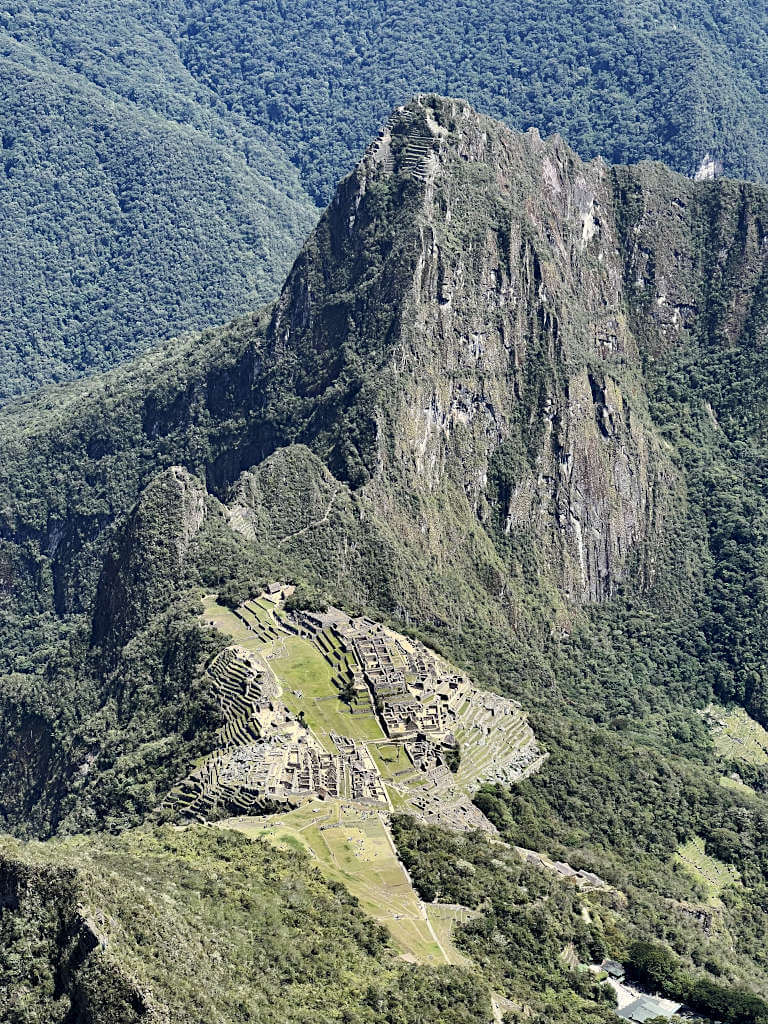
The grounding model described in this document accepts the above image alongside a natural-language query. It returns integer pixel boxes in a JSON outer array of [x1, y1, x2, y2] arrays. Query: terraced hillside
[[162, 589, 544, 831], [675, 836, 741, 903], [157, 586, 547, 964], [706, 705, 768, 766], [224, 800, 456, 965]]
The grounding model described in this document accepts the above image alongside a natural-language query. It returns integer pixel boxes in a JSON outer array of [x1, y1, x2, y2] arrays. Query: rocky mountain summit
[[0, 93, 767, 829], [2, 94, 768, 1024], [267, 95, 675, 606]]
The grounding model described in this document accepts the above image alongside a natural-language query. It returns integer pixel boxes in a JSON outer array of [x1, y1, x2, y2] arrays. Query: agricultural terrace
[[707, 705, 768, 766], [160, 588, 550, 966], [176, 588, 544, 836], [675, 836, 741, 902], [719, 774, 755, 795]]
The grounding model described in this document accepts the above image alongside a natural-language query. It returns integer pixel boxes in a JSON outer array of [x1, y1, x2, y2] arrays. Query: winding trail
[[278, 487, 340, 547]]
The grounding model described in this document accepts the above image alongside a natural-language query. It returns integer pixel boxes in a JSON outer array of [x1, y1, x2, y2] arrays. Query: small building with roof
[[601, 959, 625, 981], [617, 994, 681, 1022]]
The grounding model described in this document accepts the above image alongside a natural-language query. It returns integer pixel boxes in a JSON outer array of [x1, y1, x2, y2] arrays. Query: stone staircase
[[383, 107, 435, 181]]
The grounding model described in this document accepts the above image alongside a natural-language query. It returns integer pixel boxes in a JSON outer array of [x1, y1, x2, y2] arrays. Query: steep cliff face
[[0, 465, 225, 837], [91, 467, 208, 654], [4, 94, 753, 650], [0, 853, 152, 1022], [2, 95, 768, 835], [260, 96, 680, 605], [0, 685, 64, 831]]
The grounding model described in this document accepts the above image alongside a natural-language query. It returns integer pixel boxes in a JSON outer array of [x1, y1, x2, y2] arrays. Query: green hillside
[[3, 0, 768, 396], [3, 97, 768, 1019], [3, 97, 768, 828], [0, 825, 491, 1023], [0, 6, 319, 400], [175, 0, 768, 201]]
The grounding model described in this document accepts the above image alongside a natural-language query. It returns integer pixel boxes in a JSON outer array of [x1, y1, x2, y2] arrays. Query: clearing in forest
[[221, 799, 450, 965], [674, 836, 740, 902], [719, 774, 755, 796], [707, 704, 768, 766], [425, 903, 480, 967]]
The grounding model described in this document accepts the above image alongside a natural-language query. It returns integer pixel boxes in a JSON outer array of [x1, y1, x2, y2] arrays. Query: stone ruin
[[163, 590, 545, 832]]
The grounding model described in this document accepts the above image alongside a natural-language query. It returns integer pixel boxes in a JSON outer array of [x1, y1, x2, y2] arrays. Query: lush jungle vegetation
[[3, 0, 768, 396], [1, 59, 768, 1018], [393, 816, 768, 1024], [0, 4, 319, 400], [0, 825, 492, 1023], [175, 0, 768, 201]]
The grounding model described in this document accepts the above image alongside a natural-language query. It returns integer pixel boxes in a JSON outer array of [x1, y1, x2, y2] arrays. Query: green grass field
[[426, 904, 479, 967], [675, 836, 740, 901], [271, 635, 339, 698], [201, 597, 386, 752], [720, 774, 755, 795], [385, 785, 413, 810], [710, 704, 768, 766], [271, 636, 386, 748], [222, 800, 447, 965], [201, 594, 267, 651], [370, 742, 412, 779]]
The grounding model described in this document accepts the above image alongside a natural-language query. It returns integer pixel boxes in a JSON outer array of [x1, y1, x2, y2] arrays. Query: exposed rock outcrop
[[0, 854, 153, 1022], [2, 94, 768, 834], [260, 96, 681, 603], [91, 467, 209, 655]]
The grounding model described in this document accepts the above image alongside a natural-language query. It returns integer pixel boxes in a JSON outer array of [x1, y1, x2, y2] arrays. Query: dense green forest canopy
[[0, 4, 319, 400], [174, 0, 768, 201], [393, 814, 768, 1024], [3, 0, 768, 397]]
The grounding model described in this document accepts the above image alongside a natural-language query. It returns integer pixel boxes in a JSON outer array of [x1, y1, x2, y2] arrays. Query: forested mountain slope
[[0, 826, 490, 1023], [0, 6, 319, 400], [1, 92, 767, 818], [3, 0, 768, 398], [2, 96, 768, 1019], [175, 0, 768, 201]]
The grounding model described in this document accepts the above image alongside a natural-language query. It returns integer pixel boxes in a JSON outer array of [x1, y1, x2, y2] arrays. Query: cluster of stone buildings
[[408, 784, 496, 833], [168, 720, 388, 820], [293, 607, 471, 746], [165, 636, 390, 820], [218, 734, 334, 797], [214, 731, 386, 806], [289, 602, 546, 831], [177, 589, 545, 831]]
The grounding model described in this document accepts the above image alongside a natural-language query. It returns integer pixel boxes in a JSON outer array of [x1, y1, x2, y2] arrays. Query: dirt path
[[379, 817, 451, 965], [278, 487, 340, 546]]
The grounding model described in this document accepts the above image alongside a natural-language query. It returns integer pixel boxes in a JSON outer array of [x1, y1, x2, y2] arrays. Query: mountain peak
[[261, 97, 677, 605], [356, 93, 577, 194]]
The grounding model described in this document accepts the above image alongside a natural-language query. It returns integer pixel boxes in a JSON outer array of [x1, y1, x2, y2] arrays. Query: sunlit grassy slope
[[0, 825, 487, 1022], [222, 800, 449, 965]]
